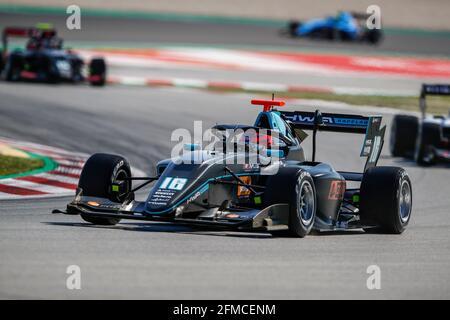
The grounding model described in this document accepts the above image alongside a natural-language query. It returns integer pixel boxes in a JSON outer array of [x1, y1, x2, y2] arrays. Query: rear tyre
[[415, 122, 441, 166], [89, 57, 106, 86], [264, 167, 317, 238], [366, 29, 383, 44], [78, 153, 132, 225], [360, 166, 412, 234], [288, 21, 301, 37], [389, 115, 419, 158]]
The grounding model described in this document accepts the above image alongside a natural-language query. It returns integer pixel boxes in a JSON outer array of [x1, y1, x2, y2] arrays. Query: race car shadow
[[45, 221, 368, 238], [313, 230, 365, 236], [44, 221, 272, 239]]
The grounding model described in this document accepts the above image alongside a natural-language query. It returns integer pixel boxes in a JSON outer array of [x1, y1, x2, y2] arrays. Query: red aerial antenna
[[251, 94, 285, 112]]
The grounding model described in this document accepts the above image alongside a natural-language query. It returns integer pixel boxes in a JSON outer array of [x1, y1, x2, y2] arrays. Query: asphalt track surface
[[1, 12, 450, 300], [1, 12, 450, 56], [1, 83, 450, 299]]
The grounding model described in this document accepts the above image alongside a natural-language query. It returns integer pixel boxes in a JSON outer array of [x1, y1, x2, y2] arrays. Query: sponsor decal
[[328, 180, 346, 200], [400, 170, 407, 180], [286, 114, 368, 128], [237, 176, 251, 197], [112, 160, 124, 180], [253, 196, 262, 205], [148, 188, 176, 206], [334, 118, 368, 127], [160, 177, 187, 190], [299, 171, 309, 180], [187, 191, 202, 204], [368, 135, 382, 163], [287, 114, 334, 124], [148, 176, 190, 206], [243, 163, 260, 171], [225, 213, 240, 219]]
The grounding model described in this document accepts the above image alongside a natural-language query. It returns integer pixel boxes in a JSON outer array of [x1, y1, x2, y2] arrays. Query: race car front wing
[[56, 189, 290, 231]]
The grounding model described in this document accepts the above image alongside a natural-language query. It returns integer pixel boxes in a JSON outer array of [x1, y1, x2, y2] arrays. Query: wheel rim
[[112, 169, 130, 202], [297, 180, 315, 226], [398, 178, 412, 223]]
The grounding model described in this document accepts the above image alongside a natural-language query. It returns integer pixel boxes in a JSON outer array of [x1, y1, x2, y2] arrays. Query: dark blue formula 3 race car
[[283, 11, 383, 44], [57, 99, 412, 237], [390, 84, 450, 166], [0, 25, 106, 86]]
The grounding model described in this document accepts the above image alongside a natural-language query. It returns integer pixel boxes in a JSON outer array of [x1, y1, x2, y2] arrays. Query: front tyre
[[360, 166, 412, 234], [291, 173, 316, 237], [264, 167, 317, 237], [415, 122, 441, 166], [89, 57, 107, 86], [288, 21, 301, 37], [389, 115, 419, 158], [365, 29, 383, 44], [78, 153, 132, 225]]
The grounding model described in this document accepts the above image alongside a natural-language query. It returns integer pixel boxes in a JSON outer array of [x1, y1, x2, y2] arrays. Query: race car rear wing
[[2, 26, 56, 55], [420, 84, 450, 118], [280, 110, 385, 171], [281, 111, 369, 134]]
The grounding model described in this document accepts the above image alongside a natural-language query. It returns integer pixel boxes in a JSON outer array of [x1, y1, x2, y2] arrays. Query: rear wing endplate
[[420, 84, 450, 118], [280, 111, 385, 171], [2, 27, 32, 55], [2, 26, 56, 55]]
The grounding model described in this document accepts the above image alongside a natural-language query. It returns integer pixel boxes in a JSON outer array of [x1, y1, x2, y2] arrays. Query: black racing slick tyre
[[389, 115, 419, 158], [78, 153, 132, 225], [88, 57, 106, 86], [366, 29, 383, 44], [360, 166, 412, 234], [288, 21, 301, 37], [415, 122, 441, 166], [264, 167, 317, 238]]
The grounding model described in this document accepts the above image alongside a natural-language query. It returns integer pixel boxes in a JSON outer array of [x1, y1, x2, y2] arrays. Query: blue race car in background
[[284, 11, 383, 44], [0, 24, 107, 86]]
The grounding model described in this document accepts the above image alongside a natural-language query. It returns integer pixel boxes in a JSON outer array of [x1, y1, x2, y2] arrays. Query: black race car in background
[[56, 99, 412, 237], [390, 84, 450, 165], [0, 25, 106, 86]]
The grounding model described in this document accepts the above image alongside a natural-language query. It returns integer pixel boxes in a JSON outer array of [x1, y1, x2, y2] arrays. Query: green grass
[[0, 155, 44, 177], [212, 88, 450, 115]]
